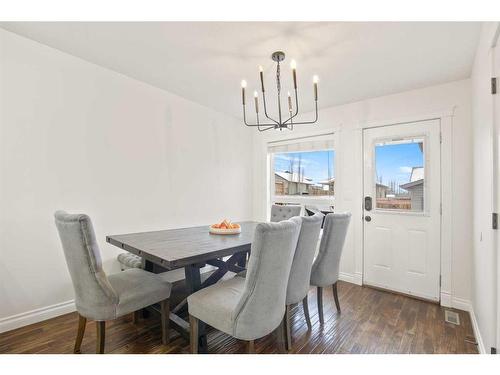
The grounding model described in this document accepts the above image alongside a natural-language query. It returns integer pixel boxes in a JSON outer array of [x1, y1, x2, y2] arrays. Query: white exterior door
[[363, 119, 441, 301]]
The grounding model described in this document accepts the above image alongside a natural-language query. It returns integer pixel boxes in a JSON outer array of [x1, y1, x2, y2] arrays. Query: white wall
[[471, 22, 500, 354], [252, 79, 473, 305], [0, 28, 253, 332]]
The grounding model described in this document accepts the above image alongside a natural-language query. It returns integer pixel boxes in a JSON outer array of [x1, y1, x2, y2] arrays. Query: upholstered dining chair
[[310, 213, 351, 324], [187, 219, 301, 354], [270, 204, 301, 222], [284, 213, 323, 350], [54, 211, 172, 354]]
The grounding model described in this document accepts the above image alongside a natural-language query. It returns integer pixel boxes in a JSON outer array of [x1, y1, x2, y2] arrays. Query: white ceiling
[[0, 22, 481, 119]]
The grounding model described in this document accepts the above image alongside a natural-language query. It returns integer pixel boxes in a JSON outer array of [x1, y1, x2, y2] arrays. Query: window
[[268, 134, 335, 209], [374, 137, 425, 211], [273, 150, 335, 197]]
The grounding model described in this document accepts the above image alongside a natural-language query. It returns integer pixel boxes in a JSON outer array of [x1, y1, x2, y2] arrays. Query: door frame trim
[[358, 110, 454, 307]]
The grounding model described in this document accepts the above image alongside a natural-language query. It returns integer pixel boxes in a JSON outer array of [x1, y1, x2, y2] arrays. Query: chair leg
[[302, 296, 312, 330], [285, 304, 292, 351], [96, 321, 105, 354], [73, 314, 86, 354], [160, 299, 170, 345], [133, 311, 140, 324], [317, 286, 324, 325], [332, 282, 341, 313], [189, 315, 199, 354], [247, 340, 255, 354], [274, 315, 287, 354]]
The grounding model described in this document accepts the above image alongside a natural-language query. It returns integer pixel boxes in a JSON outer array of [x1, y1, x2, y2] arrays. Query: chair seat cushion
[[187, 276, 246, 336], [108, 268, 172, 317], [117, 253, 142, 269]]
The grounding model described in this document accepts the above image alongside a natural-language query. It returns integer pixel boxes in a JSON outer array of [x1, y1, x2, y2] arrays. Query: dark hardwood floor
[[0, 281, 478, 354]]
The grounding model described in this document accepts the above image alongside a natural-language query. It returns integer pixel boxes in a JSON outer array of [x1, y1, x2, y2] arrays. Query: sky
[[375, 142, 423, 187], [273, 143, 423, 188], [274, 150, 335, 184]]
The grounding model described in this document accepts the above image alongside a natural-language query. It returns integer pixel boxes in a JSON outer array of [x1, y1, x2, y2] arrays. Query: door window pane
[[374, 137, 424, 211]]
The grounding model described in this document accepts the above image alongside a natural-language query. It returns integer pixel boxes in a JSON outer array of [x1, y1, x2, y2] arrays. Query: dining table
[[106, 221, 259, 353]]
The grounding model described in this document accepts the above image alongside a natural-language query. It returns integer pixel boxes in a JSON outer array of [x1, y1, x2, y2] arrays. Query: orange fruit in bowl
[[211, 220, 239, 230]]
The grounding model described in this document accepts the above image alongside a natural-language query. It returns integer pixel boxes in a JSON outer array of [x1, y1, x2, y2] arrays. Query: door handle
[[365, 216, 371, 222]]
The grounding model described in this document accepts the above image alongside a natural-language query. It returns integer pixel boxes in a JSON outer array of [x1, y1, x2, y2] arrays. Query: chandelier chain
[[276, 62, 281, 95]]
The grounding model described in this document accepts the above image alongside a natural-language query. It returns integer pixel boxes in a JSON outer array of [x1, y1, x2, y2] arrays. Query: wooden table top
[[106, 221, 258, 269]]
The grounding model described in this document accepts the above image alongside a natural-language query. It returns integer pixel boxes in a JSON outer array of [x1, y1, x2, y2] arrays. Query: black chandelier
[[241, 51, 319, 131]]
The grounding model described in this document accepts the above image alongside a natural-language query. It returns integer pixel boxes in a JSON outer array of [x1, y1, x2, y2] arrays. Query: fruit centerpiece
[[209, 219, 241, 235]]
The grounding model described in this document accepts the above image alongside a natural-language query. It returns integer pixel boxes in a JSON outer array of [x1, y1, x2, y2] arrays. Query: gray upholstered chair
[[117, 252, 142, 270], [310, 213, 351, 324], [270, 204, 301, 222], [187, 219, 301, 353], [284, 213, 323, 349], [54, 211, 172, 353]]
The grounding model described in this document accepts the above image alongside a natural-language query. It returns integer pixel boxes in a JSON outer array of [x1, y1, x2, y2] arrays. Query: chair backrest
[[54, 211, 118, 318], [286, 213, 324, 305], [310, 213, 351, 287], [304, 205, 321, 216], [270, 204, 301, 222], [233, 218, 301, 339]]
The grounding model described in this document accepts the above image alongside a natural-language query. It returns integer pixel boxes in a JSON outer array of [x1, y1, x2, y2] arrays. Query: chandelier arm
[[256, 113, 272, 132], [258, 125, 275, 132], [261, 91, 280, 125], [286, 101, 319, 125], [243, 105, 278, 127]]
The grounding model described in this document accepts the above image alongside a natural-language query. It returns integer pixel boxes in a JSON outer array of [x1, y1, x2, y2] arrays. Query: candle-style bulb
[[254, 91, 259, 114], [291, 60, 297, 89], [241, 80, 246, 105], [259, 66, 265, 92], [313, 75, 318, 101]]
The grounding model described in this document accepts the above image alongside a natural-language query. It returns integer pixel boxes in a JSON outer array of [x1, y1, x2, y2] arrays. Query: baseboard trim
[[469, 307, 486, 354], [450, 296, 472, 312], [339, 272, 362, 286], [440, 291, 472, 311], [440, 291, 452, 307], [0, 300, 76, 334]]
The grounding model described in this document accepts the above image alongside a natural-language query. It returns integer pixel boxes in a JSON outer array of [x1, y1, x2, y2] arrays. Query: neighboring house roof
[[319, 177, 335, 185], [410, 166, 424, 182], [376, 183, 389, 189], [275, 171, 314, 185], [400, 180, 423, 190], [400, 166, 424, 190]]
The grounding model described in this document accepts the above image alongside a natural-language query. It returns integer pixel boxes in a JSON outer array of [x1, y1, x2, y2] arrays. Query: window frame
[[268, 142, 336, 213], [370, 133, 429, 216]]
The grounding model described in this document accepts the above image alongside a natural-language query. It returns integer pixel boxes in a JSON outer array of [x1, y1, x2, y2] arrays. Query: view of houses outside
[[375, 138, 424, 211], [272, 141, 424, 212], [273, 150, 335, 197]]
